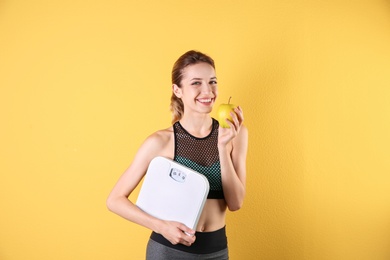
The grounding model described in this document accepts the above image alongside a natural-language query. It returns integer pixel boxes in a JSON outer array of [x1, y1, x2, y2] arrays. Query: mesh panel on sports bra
[[173, 118, 224, 199]]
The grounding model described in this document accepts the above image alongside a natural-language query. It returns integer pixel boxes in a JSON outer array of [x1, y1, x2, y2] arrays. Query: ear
[[172, 84, 182, 98]]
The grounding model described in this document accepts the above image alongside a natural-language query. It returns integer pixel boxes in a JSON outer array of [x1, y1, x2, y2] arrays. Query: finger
[[183, 235, 196, 246], [229, 112, 240, 131], [234, 106, 244, 123], [178, 224, 195, 236], [236, 105, 243, 114], [230, 111, 239, 127], [225, 118, 236, 131]]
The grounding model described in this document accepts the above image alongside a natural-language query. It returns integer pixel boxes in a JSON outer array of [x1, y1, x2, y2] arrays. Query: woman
[[107, 50, 248, 259]]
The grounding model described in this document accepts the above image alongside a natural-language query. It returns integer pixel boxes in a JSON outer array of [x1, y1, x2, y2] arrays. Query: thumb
[[179, 224, 195, 236]]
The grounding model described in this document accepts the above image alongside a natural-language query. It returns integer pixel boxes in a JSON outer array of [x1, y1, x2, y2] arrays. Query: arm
[[106, 132, 196, 246], [218, 106, 248, 211]]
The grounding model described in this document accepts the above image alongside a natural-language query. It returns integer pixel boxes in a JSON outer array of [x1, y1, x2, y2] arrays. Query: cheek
[[213, 87, 218, 96]]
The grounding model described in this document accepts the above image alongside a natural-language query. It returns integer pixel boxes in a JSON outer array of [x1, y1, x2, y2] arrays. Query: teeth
[[198, 98, 212, 103]]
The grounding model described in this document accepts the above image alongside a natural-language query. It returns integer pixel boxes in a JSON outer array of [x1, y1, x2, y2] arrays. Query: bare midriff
[[196, 199, 227, 232]]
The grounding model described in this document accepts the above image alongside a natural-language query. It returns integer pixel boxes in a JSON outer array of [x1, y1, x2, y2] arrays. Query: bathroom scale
[[136, 156, 210, 230]]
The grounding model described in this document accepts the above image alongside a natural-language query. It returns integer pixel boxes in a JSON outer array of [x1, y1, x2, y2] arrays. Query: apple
[[217, 97, 236, 128]]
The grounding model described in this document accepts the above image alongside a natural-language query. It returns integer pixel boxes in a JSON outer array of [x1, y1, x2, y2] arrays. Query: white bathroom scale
[[136, 156, 210, 230]]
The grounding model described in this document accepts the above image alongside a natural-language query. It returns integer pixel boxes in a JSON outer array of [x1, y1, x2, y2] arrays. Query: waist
[[150, 226, 227, 254]]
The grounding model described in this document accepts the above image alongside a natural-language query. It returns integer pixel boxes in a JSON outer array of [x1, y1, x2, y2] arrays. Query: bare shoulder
[[145, 126, 173, 147], [139, 126, 175, 159]]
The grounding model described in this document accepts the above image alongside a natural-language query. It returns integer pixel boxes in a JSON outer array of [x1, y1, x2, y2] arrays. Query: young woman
[[107, 50, 248, 259]]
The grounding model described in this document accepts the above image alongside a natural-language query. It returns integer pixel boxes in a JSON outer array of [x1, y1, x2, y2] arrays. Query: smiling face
[[173, 62, 218, 116]]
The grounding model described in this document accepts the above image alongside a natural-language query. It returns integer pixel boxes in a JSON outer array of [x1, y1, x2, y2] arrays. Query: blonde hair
[[170, 50, 215, 123]]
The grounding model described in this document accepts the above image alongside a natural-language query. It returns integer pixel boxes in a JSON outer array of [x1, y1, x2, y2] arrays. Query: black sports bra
[[173, 119, 224, 199]]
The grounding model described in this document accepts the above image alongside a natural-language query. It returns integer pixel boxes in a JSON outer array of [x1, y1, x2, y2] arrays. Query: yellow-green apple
[[217, 97, 236, 128]]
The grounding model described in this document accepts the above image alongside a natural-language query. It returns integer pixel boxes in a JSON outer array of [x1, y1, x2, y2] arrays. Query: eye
[[191, 81, 201, 85], [209, 80, 218, 85]]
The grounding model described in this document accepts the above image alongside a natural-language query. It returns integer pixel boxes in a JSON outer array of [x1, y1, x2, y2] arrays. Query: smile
[[197, 98, 213, 103]]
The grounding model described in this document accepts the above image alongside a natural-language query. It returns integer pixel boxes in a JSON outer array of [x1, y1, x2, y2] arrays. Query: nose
[[201, 82, 212, 94]]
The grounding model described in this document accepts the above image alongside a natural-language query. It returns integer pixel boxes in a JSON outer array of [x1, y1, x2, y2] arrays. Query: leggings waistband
[[150, 226, 227, 254]]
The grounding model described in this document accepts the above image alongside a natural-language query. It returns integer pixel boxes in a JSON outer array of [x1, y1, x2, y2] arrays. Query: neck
[[179, 114, 213, 138]]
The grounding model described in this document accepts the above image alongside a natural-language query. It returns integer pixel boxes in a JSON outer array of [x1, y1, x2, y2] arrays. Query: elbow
[[226, 191, 245, 211], [227, 200, 244, 212], [228, 204, 242, 212], [106, 196, 115, 212]]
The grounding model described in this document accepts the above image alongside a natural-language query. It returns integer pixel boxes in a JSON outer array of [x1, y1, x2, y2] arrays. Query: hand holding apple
[[217, 97, 236, 128]]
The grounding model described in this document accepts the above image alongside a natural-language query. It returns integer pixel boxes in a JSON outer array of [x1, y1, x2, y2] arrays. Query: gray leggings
[[146, 239, 229, 260]]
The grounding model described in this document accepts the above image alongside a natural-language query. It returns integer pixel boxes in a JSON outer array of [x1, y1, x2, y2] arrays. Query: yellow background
[[1, 1, 390, 259]]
